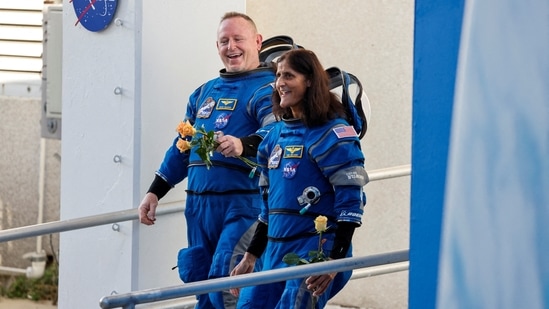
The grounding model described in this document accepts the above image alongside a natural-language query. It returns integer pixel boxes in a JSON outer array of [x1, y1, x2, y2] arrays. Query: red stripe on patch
[[333, 126, 357, 138]]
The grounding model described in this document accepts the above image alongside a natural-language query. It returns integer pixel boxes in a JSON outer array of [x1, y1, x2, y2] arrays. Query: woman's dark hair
[[272, 49, 346, 127]]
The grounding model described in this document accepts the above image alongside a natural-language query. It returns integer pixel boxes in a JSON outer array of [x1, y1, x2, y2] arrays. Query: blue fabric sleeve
[[333, 185, 364, 225], [156, 136, 190, 186]]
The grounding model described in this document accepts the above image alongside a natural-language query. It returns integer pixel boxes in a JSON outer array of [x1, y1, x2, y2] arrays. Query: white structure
[[59, 1, 247, 307]]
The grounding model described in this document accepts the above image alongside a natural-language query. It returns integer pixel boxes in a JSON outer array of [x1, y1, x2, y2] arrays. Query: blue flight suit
[[158, 65, 275, 309], [238, 117, 368, 309]]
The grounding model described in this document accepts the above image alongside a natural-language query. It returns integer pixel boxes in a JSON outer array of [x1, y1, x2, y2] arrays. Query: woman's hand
[[305, 272, 336, 297], [229, 252, 257, 297]]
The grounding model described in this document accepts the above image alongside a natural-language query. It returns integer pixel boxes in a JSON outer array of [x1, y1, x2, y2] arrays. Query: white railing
[[0, 203, 183, 243], [100, 250, 410, 309], [0, 164, 411, 244]]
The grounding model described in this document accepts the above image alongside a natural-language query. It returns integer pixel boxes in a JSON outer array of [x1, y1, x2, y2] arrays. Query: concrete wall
[[0, 94, 61, 272]]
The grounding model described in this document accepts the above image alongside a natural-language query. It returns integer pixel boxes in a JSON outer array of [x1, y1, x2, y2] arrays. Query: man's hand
[[138, 192, 159, 225], [215, 132, 243, 157]]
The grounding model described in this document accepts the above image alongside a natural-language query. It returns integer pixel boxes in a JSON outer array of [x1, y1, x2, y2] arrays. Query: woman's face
[[275, 59, 309, 117]]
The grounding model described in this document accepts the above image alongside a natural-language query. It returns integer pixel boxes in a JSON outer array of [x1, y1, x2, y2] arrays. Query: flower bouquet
[[175, 120, 258, 174], [176, 120, 218, 169]]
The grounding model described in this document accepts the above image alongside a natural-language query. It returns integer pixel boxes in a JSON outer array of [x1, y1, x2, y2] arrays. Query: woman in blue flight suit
[[230, 49, 368, 309]]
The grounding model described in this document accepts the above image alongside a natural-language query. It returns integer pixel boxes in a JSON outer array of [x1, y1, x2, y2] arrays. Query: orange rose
[[176, 120, 196, 138], [176, 138, 191, 153]]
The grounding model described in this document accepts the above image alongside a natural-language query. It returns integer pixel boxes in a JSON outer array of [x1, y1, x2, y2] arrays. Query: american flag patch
[[333, 126, 357, 138]]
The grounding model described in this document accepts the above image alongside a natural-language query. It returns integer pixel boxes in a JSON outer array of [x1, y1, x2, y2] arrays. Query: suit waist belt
[[185, 189, 259, 196]]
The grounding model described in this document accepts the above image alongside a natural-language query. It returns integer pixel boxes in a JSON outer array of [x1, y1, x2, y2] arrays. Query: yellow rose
[[314, 215, 328, 233], [176, 138, 191, 153], [176, 120, 196, 138]]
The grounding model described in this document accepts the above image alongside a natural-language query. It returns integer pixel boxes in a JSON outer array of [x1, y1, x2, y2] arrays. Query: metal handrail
[[0, 164, 411, 243], [351, 261, 409, 279], [0, 203, 183, 243], [368, 164, 411, 182], [99, 249, 409, 309], [113, 261, 411, 309]]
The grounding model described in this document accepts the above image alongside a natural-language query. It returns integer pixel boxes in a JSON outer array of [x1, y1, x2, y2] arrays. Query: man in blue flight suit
[[138, 12, 275, 309]]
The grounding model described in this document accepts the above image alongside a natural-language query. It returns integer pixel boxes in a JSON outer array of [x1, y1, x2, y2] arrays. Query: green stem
[[238, 156, 259, 168], [318, 231, 323, 255]]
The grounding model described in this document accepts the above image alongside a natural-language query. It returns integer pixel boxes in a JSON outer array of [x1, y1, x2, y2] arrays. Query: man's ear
[[256, 34, 263, 51]]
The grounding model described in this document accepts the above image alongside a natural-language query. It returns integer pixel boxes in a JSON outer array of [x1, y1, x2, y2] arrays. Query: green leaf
[[308, 250, 327, 263], [283, 252, 309, 265]]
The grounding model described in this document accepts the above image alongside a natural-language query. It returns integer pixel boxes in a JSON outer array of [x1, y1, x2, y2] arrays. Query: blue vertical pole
[[409, 1, 464, 308]]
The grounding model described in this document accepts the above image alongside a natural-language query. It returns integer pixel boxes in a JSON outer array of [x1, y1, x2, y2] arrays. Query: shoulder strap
[[326, 67, 369, 139]]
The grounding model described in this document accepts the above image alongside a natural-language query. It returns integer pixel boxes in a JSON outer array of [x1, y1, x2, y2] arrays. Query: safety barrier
[[0, 164, 410, 244], [99, 250, 409, 309], [99, 260, 410, 309], [0, 202, 183, 243]]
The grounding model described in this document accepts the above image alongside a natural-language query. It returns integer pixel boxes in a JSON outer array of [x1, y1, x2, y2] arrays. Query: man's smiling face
[[216, 16, 262, 73]]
